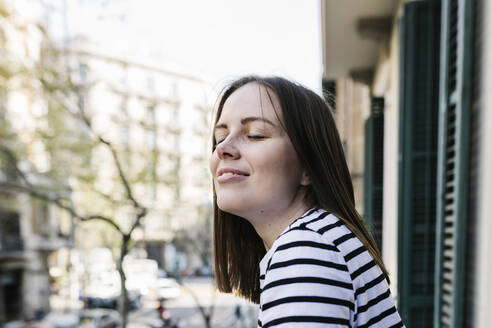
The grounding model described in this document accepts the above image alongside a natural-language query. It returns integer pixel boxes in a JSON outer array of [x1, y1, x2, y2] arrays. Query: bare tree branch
[[0, 145, 32, 186], [79, 215, 124, 234], [0, 181, 123, 234], [97, 135, 142, 210], [127, 207, 147, 238], [1, 141, 125, 233], [41, 80, 146, 212], [78, 180, 129, 206], [73, 104, 149, 236], [0, 43, 158, 328]]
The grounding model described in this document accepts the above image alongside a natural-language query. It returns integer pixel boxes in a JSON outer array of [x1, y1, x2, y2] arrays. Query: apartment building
[[0, 0, 73, 323], [61, 39, 214, 272], [321, 0, 491, 326]]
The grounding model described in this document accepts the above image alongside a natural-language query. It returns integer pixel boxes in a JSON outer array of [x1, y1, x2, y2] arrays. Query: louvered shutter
[[363, 97, 384, 251], [434, 0, 475, 326], [397, 1, 440, 326]]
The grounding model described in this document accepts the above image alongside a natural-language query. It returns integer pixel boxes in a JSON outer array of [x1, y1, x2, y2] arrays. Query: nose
[[216, 137, 240, 160]]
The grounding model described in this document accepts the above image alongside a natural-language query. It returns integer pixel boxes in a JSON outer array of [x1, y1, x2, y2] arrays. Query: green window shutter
[[364, 97, 384, 251], [434, 0, 475, 326], [397, 1, 441, 327]]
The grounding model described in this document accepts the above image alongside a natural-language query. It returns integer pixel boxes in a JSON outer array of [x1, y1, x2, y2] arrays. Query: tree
[[0, 14, 150, 327], [171, 203, 215, 328], [2, 3, 216, 327], [0, 102, 148, 328]]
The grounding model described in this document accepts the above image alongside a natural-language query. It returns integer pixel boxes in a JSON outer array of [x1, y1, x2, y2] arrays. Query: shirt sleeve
[[259, 229, 355, 328]]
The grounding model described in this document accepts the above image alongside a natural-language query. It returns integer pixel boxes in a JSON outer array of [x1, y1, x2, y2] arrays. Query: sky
[[41, 0, 323, 93]]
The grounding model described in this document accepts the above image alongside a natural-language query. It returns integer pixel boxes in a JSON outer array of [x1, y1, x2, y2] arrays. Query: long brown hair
[[212, 76, 388, 304]]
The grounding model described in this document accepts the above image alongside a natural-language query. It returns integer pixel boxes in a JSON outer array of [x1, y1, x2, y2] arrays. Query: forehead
[[219, 82, 282, 123]]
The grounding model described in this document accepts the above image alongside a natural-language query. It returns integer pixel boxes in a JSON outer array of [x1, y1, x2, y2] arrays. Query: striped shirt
[[258, 208, 405, 328]]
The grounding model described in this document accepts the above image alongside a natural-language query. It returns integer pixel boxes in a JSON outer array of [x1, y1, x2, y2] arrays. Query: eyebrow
[[214, 116, 276, 130]]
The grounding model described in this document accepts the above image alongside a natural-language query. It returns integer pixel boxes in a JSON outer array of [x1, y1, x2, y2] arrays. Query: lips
[[217, 168, 249, 178], [216, 168, 249, 183]]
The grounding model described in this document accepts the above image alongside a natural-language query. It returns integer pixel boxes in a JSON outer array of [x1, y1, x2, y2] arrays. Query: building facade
[[321, 0, 491, 327], [61, 39, 214, 273], [0, 0, 73, 323]]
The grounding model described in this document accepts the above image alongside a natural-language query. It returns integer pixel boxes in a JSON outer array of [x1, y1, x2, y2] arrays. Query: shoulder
[[260, 208, 405, 327], [269, 208, 383, 288], [269, 208, 343, 263], [263, 208, 354, 283], [258, 209, 355, 325], [275, 208, 362, 257]]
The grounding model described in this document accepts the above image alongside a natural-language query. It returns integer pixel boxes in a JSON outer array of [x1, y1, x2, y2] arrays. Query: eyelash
[[215, 135, 265, 146]]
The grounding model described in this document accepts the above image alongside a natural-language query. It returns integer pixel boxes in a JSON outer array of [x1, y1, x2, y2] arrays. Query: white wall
[[475, 0, 492, 325], [371, 3, 403, 298]]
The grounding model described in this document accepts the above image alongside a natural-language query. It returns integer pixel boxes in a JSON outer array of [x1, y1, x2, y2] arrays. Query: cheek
[[254, 144, 302, 185], [209, 153, 218, 177]]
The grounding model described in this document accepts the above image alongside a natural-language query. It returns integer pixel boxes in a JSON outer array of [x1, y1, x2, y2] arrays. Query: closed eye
[[213, 135, 265, 150]]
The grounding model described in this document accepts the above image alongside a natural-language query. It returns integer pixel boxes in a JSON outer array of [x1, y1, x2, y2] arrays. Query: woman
[[210, 76, 404, 327]]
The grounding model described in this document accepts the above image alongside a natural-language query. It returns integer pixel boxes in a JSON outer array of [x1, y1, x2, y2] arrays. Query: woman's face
[[210, 82, 308, 220]]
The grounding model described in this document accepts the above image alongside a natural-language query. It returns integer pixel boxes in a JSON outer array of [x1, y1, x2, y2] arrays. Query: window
[[79, 63, 88, 82], [434, 0, 477, 326], [364, 97, 384, 251], [397, 2, 441, 326]]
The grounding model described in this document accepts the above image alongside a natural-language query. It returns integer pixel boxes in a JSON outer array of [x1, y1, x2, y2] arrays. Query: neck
[[245, 194, 310, 251]]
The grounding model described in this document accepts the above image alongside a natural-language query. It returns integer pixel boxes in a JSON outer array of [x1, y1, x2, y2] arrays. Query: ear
[[300, 171, 311, 186]]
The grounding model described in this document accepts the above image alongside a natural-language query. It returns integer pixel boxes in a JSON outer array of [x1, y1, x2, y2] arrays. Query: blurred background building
[[62, 39, 213, 272], [3, 0, 492, 326], [0, 0, 74, 322], [321, 0, 491, 327], [1, 0, 213, 324]]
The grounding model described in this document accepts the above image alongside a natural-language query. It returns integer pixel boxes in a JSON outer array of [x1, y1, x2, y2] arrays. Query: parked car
[[79, 309, 120, 328], [146, 270, 181, 300], [39, 311, 79, 328], [84, 290, 141, 311], [152, 277, 181, 300], [84, 271, 141, 310], [193, 265, 212, 277], [34, 309, 120, 328], [123, 259, 158, 297]]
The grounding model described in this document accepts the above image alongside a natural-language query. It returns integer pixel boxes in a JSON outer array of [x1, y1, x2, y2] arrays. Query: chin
[[217, 196, 249, 217]]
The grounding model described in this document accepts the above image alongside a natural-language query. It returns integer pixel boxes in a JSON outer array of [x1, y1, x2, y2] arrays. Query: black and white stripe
[[258, 208, 404, 327]]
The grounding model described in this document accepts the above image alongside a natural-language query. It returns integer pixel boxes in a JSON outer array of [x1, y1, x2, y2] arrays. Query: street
[[132, 277, 258, 328]]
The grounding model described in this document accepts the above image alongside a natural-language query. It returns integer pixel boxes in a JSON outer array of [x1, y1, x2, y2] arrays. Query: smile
[[217, 173, 248, 183], [216, 168, 249, 184], [220, 172, 243, 177]]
